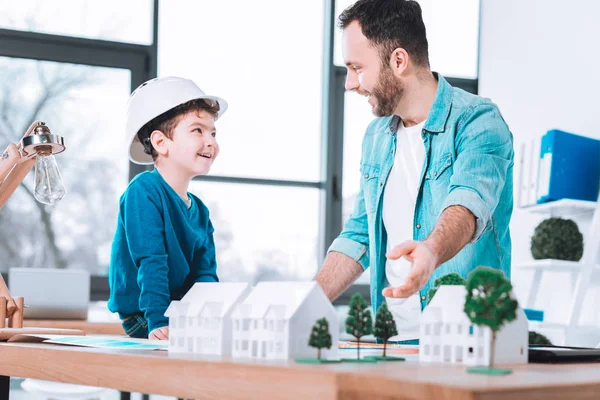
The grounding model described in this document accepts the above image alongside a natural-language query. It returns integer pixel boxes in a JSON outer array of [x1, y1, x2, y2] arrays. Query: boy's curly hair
[[136, 98, 221, 161]]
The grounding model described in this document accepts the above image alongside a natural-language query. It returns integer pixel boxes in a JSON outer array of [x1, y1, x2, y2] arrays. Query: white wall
[[479, 0, 600, 345]]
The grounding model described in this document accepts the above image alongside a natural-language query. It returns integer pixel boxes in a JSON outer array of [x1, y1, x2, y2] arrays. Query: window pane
[[342, 91, 374, 283], [0, 0, 154, 45], [189, 181, 320, 282], [334, 0, 480, 78], [0, 57, 131, 275], [159, 1, 324, 181]]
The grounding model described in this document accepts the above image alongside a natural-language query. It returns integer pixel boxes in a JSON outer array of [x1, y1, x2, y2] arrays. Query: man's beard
[[371, 66, 403, 117]]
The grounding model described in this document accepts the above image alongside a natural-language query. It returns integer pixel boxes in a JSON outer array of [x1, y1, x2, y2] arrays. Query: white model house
[[165, 282, 250, 354], [230, 281, 339, 360], [419, 285, 528, 366]]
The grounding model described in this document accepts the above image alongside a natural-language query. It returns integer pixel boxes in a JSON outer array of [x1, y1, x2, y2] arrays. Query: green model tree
[[464, 266, 518, 369], [346, 293, 373, 360], [531, 217, 583, 261], [373, 303, 398, 357], [426, 272, 466, 305], [308, 317, 332, 360]]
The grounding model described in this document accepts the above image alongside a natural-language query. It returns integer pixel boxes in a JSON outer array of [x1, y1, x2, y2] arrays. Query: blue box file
[[536, 129, 600, 203]]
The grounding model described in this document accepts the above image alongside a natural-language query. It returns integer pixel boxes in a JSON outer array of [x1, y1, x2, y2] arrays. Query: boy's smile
[[166, 110, 219, 178]]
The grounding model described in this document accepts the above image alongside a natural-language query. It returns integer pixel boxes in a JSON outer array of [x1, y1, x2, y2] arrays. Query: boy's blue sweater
[[108, 169, 218, 332]]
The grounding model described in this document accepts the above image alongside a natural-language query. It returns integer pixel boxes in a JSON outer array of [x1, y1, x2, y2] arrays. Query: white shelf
[[519, 199, 597, 217], [513, 259, 600, 271], [530, 322, 600, 333]]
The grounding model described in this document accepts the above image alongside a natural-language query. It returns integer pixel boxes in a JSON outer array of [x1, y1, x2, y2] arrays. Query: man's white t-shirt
[[382, 119, 426, 341]]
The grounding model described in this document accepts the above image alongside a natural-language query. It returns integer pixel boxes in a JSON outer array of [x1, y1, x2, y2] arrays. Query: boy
[[108, 77, 228, 340]]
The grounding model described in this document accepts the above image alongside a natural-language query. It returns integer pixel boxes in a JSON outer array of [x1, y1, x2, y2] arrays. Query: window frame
[[0, 0, 480, 304], [0, 0, 159, 300]]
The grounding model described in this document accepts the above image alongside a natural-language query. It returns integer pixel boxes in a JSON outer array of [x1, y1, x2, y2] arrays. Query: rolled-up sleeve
[[441, 102, 514, 242]]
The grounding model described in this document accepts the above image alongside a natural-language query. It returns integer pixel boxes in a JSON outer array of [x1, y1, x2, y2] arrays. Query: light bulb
[[33, 153, 65, 205]]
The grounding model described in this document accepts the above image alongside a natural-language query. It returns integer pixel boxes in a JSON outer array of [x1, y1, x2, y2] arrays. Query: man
[[316, 0, 514, 341]]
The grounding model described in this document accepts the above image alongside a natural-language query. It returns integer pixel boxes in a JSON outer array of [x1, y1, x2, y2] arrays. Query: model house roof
[[165, 282, 250, 318], [231, 281, 325, 320], [421, 285, 472, 324]]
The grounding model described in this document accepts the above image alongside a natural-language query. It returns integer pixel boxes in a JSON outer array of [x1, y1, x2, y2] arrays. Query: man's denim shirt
[[328, 74, 514, 316]]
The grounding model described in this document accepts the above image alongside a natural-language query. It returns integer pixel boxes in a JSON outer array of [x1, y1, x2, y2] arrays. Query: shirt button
[[416, 224, 421, 229], [433, 171, 437, 177], [421, 295, 426, 301], [422, 129, 426, 134], [364, 174, 369, 179]]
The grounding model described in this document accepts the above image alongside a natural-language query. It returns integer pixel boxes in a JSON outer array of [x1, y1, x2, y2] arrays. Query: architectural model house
[[230, 281, 339, 360], [419, 285, 528, 366], [165, 282, 251, 354]]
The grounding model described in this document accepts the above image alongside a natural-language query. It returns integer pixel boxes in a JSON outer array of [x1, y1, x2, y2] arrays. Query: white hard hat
[[125, 76, 228, 165]]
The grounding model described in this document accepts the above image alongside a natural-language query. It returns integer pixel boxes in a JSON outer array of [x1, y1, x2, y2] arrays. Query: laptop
[[8, 267, 90, 320], [529, 345, 600, 363]]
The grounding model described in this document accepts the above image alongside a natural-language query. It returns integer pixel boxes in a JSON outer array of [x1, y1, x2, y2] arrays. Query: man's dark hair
[[137, 98, 220, 161], [338, 0, 429, 68]]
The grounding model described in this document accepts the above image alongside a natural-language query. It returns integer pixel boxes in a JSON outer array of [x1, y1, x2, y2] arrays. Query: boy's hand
[[149, 326, 169, 340]]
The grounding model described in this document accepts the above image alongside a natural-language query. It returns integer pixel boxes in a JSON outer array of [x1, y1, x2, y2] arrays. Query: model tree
[[373, 303, 398, 357], [426, 272, 466, 305], [464, 266, 518, 369], [308, 317, 332, 360], [346, 293, 373, 360]]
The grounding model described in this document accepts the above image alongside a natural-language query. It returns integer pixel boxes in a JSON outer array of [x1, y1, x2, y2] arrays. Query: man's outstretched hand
[[382, 240, 440, 298]]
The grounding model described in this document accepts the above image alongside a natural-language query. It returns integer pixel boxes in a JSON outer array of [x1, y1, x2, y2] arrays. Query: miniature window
[[457, 324, 462, 334], [188, 337, 194, 351], [235, 320, 240, 331], [269, 341, 274, 352], [275, 341, 283, 353], [170, 336, 176, 347], [254, 320, 258, 329], [277, 320, 285, 332], [425, 324, 431, 335], [243, 319, 251, 330], [269, 320, 275, 331], [263, 320, 268, 330], [172, 319, 178, 329], [235, 340, 239, 351], [445, 325, 450, 334], [433, 345, 440, 356], [204, 318, 210, 327], [242, 340, 249, 351], [434, 323, 441, 335], [197, 337, 202, 351], [178, 337, 184, 348], [424, 345, 430, 355], [179, 317, 185, 328], [443, 345, 451, 362], [455, 346, 463, 362]]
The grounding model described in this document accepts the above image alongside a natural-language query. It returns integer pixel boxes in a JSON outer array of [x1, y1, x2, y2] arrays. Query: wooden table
[[23, 319, 124, 335], [1, 341, 600, 400], [22, 302, 125, 335]]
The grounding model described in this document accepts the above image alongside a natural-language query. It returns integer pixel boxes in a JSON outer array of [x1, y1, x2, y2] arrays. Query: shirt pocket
[[425, 152, 453, 181], [424, 152, 453, 217], [360, 164, 381, 213]]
